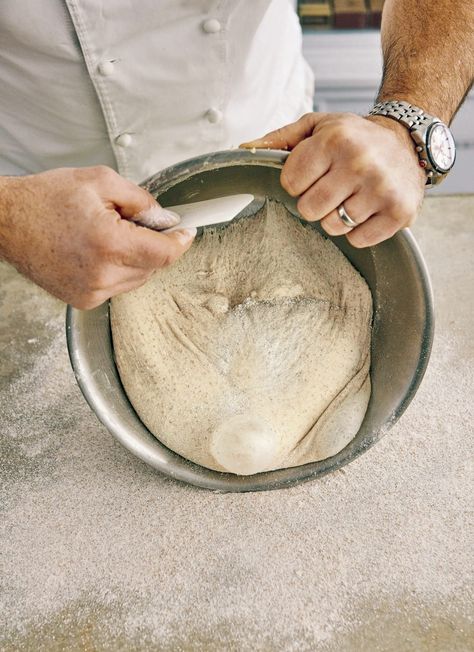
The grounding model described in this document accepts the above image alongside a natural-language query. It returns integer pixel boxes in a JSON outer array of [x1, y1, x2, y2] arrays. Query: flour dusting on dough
[[111, 200, 372, 475]]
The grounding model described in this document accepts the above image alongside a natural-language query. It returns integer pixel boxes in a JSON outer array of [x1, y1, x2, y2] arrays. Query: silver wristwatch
[[369, 100, 456, 186]]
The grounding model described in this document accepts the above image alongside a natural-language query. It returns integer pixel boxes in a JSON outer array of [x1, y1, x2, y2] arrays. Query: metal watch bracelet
[[369, 100, 442, 186]]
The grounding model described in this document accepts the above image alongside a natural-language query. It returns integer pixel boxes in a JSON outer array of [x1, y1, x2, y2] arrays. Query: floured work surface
[[111, 200, 372, 475]]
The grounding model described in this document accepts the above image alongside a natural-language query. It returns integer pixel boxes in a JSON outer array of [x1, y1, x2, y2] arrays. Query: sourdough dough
[[110, 200, 372, 475]]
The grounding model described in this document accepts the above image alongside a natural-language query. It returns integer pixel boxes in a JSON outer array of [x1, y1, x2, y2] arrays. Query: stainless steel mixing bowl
[[66, 149, 434, 492]]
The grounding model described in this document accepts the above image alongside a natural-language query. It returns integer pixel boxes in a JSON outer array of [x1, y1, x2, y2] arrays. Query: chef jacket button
[[202, 18, 222, 33], [206, 108, 223, 124], [98, 60, 115, 76], [115, 133, 132, 147]]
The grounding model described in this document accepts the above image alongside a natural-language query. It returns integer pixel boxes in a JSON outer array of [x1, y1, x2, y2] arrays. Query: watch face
[[426, 122, 456, 172]]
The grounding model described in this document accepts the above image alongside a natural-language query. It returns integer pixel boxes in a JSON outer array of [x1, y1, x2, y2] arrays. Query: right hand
[[0, 166, 196, 309]]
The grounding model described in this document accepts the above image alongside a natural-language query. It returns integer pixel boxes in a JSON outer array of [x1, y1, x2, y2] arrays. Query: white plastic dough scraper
[[161, 194, 254, 233]]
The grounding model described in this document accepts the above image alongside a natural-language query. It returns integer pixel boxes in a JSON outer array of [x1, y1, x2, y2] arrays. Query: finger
[[75, 270, 154, 310], [101, 266, 153, 290], [320, 214, 353, 237], [93, 166, 180, 227], [240, 112, 327, 151], [346, 213, 401, 248], [280, 137, 331, 197], [120, 221, 197, 269], [319, 191, 378, 237], [133, 204, 181, 230], [296, 169, 357, 222], [106, 273, 154, 299]]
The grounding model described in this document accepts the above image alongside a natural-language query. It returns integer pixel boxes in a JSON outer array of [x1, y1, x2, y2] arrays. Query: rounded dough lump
[[210, 415, 281, 475], [110, 200, 373, 475]]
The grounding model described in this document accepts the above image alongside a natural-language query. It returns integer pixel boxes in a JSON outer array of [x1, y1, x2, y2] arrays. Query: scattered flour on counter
[[110, 200, 372, 474], [2, 198, 474, 651]]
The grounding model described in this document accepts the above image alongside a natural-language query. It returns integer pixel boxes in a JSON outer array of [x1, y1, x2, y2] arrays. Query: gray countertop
[[1, 196, 473, 651]]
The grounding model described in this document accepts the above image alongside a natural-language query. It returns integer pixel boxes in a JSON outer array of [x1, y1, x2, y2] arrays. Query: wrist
[[368, 99, 457, 187], [365, 114, 426, 188], [376, 93, 452, 126]]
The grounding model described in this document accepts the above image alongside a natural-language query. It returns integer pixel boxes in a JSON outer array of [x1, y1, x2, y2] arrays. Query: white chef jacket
[[0, 0, 314, 183]]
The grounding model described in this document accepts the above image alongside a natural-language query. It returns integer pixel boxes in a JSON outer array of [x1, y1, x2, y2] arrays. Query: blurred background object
[[297, 0, 384, 29]]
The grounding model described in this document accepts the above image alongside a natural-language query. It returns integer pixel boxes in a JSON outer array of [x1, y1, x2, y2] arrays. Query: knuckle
[[353, 154, 382, 178], [300, 112, 316, 130], [329, 124, 363, 153], [325, 128, 340, 148], [159, 249, 177, 268], [280, 170, 297, 196], [373, 179, 398, 204], [344, 135, 363, 155], [134, 272, 153, 289], [312, 182, 332, 206], [296, 195, 312, 219], [296, 194, 318, 220], [368, 165, 386, 184], [144, 241, 178, 269], [398, 206, 416, 227], [321, 220, 339, 236], [91, 164, 116, 184], [392, 196, 411, 216], [152, 255, 171, 269], [347, 230, 369, 249], [379, 189, 399, 211], [333, 118, 352, 138], [382, 192, 415, 221]]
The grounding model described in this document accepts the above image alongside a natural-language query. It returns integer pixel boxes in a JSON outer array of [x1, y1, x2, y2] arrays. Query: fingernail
[[176, 227, 197, 244], [136, 206, 181, 229], [160, 209, 181, 226]]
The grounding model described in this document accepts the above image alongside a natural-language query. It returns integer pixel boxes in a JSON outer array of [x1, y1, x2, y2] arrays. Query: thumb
[[99, 169, 182, 230], [133, 204, 182, 231], [125, 225, 197, 270], [240, 112, 327, 151]]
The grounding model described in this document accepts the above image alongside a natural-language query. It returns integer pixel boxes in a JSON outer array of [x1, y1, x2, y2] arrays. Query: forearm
[[0, 176, 20, 263], [377, 0, 474, 123]]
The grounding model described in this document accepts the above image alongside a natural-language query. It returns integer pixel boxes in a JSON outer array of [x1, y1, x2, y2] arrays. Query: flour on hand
[[111, 200, 373, 475]]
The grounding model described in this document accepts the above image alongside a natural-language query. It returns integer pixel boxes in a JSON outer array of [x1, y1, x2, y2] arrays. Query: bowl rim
[[66, 148, 434, 492]]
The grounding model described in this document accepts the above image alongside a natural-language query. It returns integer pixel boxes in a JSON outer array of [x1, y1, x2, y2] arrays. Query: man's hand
[[241, 112, 426, 247], [0, 166, 196, 309]]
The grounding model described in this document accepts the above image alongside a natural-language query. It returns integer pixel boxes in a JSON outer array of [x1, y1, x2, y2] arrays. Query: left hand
[[241, 112, 426, 248]]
